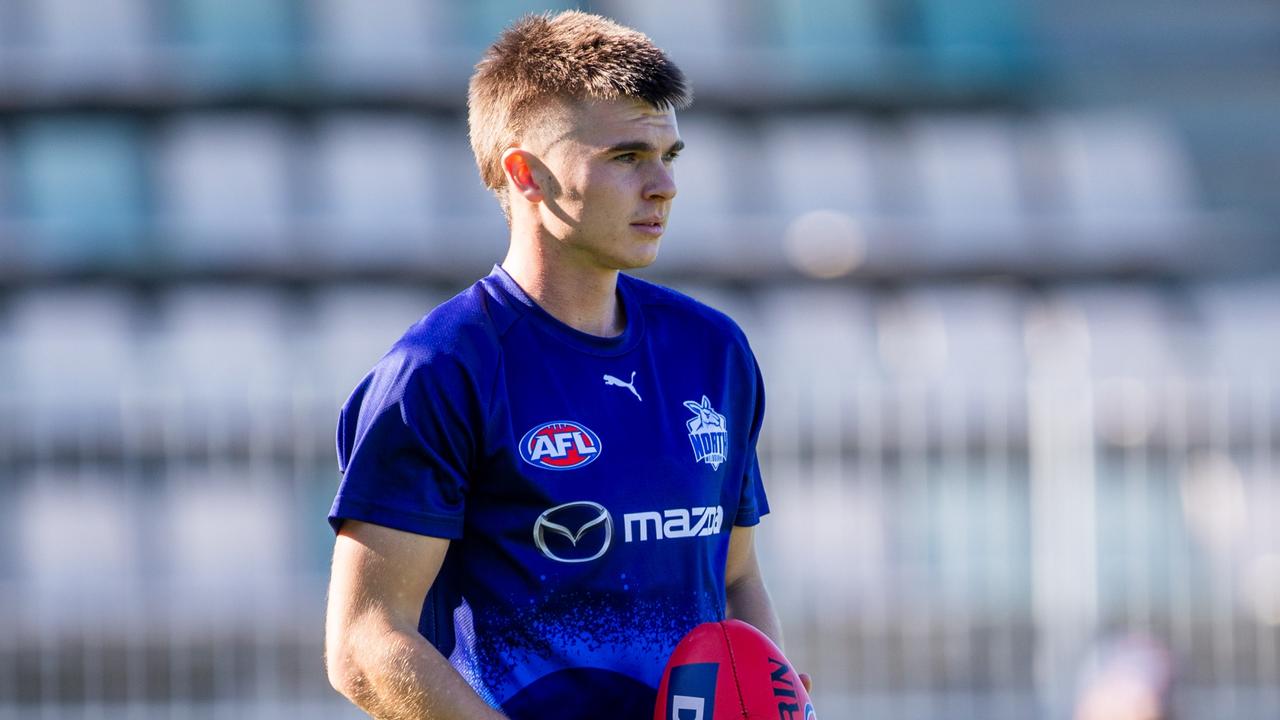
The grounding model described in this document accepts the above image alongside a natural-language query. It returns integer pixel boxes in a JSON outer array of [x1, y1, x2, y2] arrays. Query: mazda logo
[[533, 501, 613, 563]]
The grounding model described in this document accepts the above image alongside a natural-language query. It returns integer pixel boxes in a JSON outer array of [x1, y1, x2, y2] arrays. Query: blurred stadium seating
[[156, 114, 296, 266], [12, 116, 148, 268], [0, 1, 1277, 718]]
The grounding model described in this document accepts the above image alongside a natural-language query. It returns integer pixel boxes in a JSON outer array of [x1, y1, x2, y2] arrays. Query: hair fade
[[467, 11, 691, 214]]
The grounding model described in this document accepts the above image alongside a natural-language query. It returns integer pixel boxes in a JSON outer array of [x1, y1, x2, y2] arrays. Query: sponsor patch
[[533, 501, 613, 563]]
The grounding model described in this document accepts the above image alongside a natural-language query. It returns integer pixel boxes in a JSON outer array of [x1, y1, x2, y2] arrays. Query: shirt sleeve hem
[[733, 506, 768, 527], [329, 495, 465, 539]]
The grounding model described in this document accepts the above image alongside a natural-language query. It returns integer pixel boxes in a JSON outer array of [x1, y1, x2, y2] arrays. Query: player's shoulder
[[379, 278, 513, 379], [622, 274, 751, 347]]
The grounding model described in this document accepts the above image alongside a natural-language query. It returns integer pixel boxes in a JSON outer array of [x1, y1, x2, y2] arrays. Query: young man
[[325, 11, 796, 718]]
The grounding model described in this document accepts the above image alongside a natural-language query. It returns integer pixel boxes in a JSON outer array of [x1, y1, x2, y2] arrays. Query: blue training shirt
[[329, 266, 769, 718]]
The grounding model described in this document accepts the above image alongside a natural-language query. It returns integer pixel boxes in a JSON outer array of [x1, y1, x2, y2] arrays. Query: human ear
[[501, 148, 544, 203]]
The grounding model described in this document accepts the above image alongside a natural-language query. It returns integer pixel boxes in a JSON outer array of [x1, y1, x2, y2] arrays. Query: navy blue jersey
[[329, 266, 769, 717]]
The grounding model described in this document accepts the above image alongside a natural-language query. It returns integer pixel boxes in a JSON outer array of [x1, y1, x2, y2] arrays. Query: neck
[[501, 236, 625, 338]]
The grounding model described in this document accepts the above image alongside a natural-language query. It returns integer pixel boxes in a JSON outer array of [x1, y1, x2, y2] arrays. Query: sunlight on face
[[524, 97, 683, 272]]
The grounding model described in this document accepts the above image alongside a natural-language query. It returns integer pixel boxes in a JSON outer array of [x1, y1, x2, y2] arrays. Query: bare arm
[[723, 524, 784, 647], [724, 524, 811, 693], [325, 520, 507, 720]]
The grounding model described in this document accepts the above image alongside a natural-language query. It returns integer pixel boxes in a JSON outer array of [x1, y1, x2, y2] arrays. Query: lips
[[630, 223, 664, 237], [630, 218, 666, 234]]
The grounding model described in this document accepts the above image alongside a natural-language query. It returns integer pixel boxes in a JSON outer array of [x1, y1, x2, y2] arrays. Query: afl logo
[[519, 421, 602, 470]]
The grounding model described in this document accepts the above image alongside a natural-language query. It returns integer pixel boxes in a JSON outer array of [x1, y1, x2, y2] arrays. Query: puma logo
[[603, 371, 642, 402]]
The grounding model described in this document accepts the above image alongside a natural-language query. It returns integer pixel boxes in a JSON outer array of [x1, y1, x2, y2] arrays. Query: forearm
[[725, 574, 785, 650], [331, 622, 506, 720]]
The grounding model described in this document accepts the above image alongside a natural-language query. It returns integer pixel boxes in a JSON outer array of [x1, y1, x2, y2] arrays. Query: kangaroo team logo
[[683, 396, 727, 471], [519, 421, 602, 470]]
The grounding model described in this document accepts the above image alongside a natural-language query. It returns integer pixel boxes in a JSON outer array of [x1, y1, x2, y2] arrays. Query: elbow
[[724, 565, 763, 605], [325, 629, 370, 703], [325, 658, 355, 700]]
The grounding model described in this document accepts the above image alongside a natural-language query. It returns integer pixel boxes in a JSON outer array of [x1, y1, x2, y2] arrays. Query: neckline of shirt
[[485, 265, 647, 357]]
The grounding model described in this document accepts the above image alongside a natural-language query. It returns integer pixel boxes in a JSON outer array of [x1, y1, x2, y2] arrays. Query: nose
[[645, 162, 677, 202]]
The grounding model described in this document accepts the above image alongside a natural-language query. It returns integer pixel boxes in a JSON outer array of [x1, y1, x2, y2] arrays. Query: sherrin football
[[654, 619, 816, 720]]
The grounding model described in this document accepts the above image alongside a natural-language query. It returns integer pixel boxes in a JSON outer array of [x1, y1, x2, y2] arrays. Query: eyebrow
[[604, 139, 685, 154]]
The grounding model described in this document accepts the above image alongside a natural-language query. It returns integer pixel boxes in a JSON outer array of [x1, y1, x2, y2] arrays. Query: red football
[[653, 619, 816, 720]]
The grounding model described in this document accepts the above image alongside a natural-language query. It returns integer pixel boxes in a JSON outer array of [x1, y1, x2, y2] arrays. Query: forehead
[[546, 97, 680, 149]]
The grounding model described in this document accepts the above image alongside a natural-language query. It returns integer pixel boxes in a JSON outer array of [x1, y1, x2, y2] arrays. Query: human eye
[[614, 152, 638, 164], [662, 151, 680, 164]]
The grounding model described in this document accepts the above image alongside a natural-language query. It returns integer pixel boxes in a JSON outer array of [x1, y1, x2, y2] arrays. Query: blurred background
[[0, 1, 1277, 718]]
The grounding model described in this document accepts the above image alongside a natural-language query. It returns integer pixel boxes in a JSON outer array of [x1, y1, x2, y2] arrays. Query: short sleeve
[[329, 346, 482, 539], [734, 350, 771, 527]]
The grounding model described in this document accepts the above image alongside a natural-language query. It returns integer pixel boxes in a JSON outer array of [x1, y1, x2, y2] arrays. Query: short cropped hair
[[468, 11, 691, 216]]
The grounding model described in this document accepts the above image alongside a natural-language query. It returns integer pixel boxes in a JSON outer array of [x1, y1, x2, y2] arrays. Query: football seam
[[718, 621, 750, 719]]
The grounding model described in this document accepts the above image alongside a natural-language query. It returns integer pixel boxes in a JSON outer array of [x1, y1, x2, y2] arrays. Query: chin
[[618, 246, 660, 270]]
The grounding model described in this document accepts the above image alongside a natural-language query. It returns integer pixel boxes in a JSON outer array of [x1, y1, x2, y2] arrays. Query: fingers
[[799, 672, 813, 694]]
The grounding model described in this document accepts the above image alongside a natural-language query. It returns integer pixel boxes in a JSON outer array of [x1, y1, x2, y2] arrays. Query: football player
[[324, 11, 804, 718]]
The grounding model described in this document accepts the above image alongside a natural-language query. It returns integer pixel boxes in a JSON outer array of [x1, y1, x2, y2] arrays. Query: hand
[[799, 672, 813, 694]]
